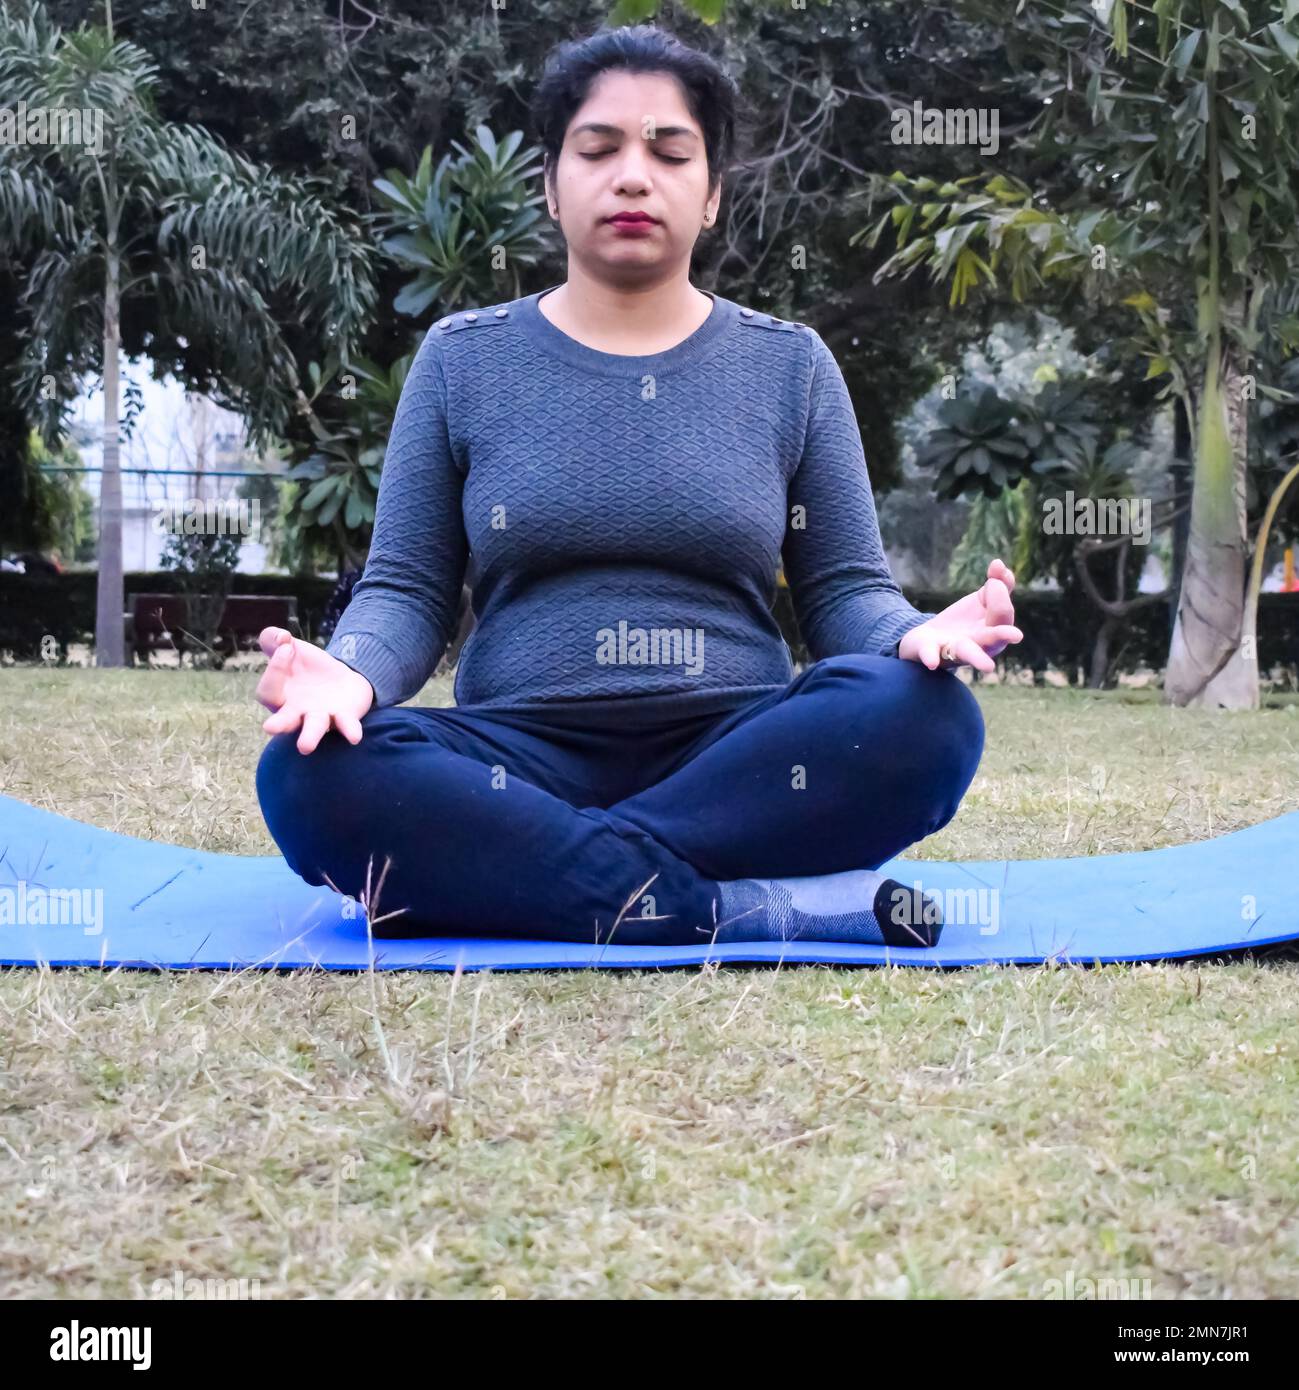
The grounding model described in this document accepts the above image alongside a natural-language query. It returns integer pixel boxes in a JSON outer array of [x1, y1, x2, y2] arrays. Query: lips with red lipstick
[[606, 212, 659, 231]]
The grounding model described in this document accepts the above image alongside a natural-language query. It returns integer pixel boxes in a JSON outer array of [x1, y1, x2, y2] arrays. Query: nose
[[610, 138, 656, 193]]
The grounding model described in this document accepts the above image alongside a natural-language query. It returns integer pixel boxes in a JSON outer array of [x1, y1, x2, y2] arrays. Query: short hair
[[529, 23, 739, 194]]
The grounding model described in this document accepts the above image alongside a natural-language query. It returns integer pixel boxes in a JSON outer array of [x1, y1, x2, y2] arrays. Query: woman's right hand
[[255, 627, 375, 754]]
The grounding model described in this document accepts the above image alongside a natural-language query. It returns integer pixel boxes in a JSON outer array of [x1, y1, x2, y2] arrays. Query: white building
[[70, 364, 283, 574]]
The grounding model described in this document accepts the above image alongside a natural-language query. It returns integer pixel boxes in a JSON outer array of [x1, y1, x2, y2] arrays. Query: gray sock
[[713, 870, 943, 948]]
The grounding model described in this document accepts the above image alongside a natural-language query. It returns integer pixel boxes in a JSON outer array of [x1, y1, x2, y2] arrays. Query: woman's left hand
[[897, 557, 1024, 674]]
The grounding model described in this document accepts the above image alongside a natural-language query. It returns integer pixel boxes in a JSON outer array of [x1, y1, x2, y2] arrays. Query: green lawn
[[1, 667, 1297, 1298]]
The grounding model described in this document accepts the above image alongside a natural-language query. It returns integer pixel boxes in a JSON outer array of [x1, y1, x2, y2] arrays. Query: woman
[[255, 25, 1022, 949]]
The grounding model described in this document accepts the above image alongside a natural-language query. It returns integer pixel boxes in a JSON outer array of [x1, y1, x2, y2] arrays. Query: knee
[[256, 723, 380, 865], [911, 663, 985, 774], [818, 652, 985, 805], [257, 732, 339, 856], [886, 659, 984, 777]]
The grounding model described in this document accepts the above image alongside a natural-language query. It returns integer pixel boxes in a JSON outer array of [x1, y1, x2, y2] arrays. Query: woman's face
[[546, 68, 721, 278]]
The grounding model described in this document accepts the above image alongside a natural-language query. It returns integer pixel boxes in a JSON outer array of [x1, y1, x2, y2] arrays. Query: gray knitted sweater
[[327, 285, 933, 721]]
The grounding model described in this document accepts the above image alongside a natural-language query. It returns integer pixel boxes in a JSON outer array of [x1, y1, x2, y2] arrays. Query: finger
[[254, 674, 285, 712], [980, 577, 1014, 627], [255, 647, 296, 711], [263, 705, 304, 735], [988, 557, 1016, 593], [915, 633, 944, 670], [263, 705, 303, 736], [334, 712, 365, 746], [258, 626, 293, 660], [952, 637, 996, 673], [258, 639, 296, 694], [970, 624, 1023, 647], [297, 711, 331, 755]]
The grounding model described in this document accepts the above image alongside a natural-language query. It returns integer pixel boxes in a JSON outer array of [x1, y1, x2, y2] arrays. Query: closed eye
[[580, 150, 690, 164]]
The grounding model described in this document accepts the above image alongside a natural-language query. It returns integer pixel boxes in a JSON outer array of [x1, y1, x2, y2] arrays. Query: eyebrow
[[571, 122, 699, 141]]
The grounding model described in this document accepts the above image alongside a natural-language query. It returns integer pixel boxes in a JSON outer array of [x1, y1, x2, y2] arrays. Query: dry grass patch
[[1, 668, 1297, 1298]]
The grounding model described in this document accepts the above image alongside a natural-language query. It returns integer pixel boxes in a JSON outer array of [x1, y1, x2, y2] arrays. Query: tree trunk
[[94, 250, 125, 667], [1164, 314, 1252, 707], [1088, 614, 1119, 689], [1167, 392, 1192, 632]]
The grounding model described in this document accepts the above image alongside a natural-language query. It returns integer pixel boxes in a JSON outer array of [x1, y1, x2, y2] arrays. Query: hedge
[[3, 570, 1297, 679], [0, 570, 337, 660], [775, 584, 1299, 681]]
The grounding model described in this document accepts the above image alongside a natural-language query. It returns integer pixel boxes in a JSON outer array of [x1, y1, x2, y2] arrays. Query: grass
[[1, 666, 1298, 1298]]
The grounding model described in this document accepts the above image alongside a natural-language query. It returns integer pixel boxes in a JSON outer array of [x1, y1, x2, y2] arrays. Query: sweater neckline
[[516, 283, 734, 377]]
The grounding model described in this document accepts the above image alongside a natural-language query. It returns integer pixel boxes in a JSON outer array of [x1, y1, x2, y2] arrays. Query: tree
[[0, 0, 375, 664], [22, 427, 95, 561], [280, 125, 553, 577], [856, 0, 1299, 709]]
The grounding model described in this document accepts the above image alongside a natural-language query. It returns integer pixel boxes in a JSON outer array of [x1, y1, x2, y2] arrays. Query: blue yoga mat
[[0, 793, 1295, 971]]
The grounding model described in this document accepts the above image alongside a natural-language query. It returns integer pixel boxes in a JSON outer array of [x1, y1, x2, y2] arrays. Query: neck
[[543, 266, 711, 341]]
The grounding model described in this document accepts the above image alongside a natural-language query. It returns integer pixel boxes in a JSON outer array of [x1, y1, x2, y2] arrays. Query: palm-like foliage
[[287, 127, 555, 573], [374, 126, 550, 318], [0, 1, 376, 663], [917, 379, 1103, 500], [286, 354, 415, 571], [857, 0, 1299, 708], [915, 387, 1030, 499]]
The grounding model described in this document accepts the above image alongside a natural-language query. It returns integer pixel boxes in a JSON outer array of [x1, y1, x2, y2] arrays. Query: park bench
[[126, 593, 299, 663]]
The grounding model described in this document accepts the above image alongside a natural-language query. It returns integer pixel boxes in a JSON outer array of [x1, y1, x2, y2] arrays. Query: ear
[[705, 175, 723, 225]]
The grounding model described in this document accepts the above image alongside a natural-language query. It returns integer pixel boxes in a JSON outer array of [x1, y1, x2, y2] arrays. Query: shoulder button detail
[[438, 309, 511, 333], [739, 310, 796, 332]]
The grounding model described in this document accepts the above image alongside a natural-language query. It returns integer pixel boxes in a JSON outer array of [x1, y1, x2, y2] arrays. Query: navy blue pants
[[256, 654, 985, 946]]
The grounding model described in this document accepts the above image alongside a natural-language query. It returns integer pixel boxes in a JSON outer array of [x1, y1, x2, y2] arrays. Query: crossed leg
[[606, 653, 986, 881], [255, 654, 984, 945]]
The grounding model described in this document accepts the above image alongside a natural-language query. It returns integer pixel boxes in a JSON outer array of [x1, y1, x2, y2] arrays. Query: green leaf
[[1205, 17, 1221, 76], [1110, 0, 1128, 57], [317, 487, 345, 527], [301, 475, 338, 511], [1073, 209, 1105, 245], [1171, 28, 1201, 78], [1268, 21, 1299, 64]]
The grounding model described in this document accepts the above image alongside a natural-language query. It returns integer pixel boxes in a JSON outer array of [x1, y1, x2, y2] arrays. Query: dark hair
[[529, 24, 739, 194]]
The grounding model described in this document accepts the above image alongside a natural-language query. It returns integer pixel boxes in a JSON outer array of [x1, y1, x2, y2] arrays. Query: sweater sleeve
[[325, 327, 469, 708], [781, 327, 936, 660]]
